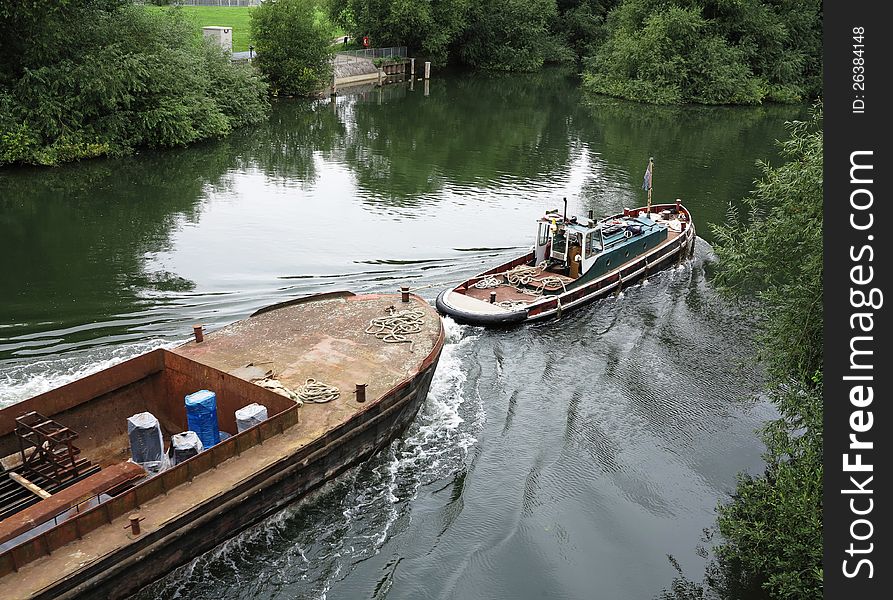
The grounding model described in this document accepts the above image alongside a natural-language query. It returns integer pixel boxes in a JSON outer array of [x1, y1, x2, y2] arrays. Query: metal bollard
[[490, 291, 497, 304], [401, 286, 410, 303], [127, 513, 144, 536], [193, 325, 204, 343], [355, 383, 368, 403]]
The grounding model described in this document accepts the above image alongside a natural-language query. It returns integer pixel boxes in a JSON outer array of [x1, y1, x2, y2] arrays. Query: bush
[[251, 0, 334, 96], [707, 109, 824, 598], [332, 0, 471, 67], [582, 0, 821, 105], [460, 0, 573, 71], [0, 3, 269, 166]]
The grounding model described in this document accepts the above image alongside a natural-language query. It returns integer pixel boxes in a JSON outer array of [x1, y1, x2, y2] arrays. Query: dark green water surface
[[1, 70, 802, 599]]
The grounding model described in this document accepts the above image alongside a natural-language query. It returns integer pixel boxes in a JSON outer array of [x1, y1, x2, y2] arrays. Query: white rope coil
[[537, 276, 568, 294], [297, 378, 341, 404], [472, 276, 502, 289], [505, 265, 542, 288], [365, 306, 426, 351], [497, 300, 528, 310]]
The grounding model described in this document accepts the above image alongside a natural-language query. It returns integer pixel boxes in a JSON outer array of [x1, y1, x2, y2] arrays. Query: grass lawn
[[176, 6, 255, 53], [143, 6, 343, 54]]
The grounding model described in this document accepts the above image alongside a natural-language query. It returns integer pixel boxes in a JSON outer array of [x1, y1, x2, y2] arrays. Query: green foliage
[[553, 0, 619, 62], [715, 382, 823, 599], [705, 109, 823, 598], [251, 0, 334, 96], [711, 109, 823, 382], [460, 0, 572, 71], [154, 6, 256, 53], [0, 3, 269, 166], [335, 0, 472, 67], [334, 0, 576, 70], [582, 0, 822, 105]]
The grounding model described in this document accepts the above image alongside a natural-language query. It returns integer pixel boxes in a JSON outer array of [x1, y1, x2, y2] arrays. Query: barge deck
[[0, 292, 444, 599]]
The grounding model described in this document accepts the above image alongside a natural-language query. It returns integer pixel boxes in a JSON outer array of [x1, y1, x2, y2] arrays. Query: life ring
[[624, 229, 633, 239]]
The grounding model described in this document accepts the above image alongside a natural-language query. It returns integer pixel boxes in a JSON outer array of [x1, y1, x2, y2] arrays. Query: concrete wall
[[202, 26, 233, 53]]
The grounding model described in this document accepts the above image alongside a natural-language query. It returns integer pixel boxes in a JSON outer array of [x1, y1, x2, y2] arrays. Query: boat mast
[[646, 157, 654, 214]]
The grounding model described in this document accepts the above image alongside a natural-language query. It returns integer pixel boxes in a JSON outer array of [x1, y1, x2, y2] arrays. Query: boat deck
[[175, 293, 442, 439], [0, 293, 442, 599], [463, 269, 572, 305], [458, 226, 682, 308]]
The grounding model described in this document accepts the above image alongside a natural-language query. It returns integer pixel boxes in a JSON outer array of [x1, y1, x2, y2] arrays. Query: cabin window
[[537, 223, 550, 247], [585, 231, 602, 258], [643, 242, 647, 250], [606, 259, 611, 267], [625, 251, 630, 258], [553, 229, 567, 255]]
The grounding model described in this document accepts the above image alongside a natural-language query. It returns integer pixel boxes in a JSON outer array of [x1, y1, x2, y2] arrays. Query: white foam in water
[[0, 339, 174, 408], [133, 316, 484, 600]]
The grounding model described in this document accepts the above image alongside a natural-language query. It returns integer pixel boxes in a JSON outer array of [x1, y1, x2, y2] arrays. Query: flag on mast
[[643, 157, 654, 213]]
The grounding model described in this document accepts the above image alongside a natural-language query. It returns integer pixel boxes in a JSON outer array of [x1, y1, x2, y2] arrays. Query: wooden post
[[424, 61, 431, 79], [331, 72, 337, 97], [424, 79, 429, 96], [410, 58, 415, 76]]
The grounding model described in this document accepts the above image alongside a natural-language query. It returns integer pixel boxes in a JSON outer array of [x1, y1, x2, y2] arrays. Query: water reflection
[[0, 69, 802, 361]]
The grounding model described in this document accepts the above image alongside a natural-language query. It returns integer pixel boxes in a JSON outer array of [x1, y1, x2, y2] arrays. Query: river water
[[0, 70, 802, 599]]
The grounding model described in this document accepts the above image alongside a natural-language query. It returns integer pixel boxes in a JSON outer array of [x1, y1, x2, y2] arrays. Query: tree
[[333, 0, 471, 67], [582, 0, 822, 105], [1, 3, 268, 166], [459, 0, 571, 71], [707, 108, 823, 598], [251, 0, 335, 95]]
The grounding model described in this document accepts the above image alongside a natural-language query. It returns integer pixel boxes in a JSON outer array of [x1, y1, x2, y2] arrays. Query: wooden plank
[[7, 473, 51, 500]]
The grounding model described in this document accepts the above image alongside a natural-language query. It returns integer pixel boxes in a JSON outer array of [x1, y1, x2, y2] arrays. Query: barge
[[0, 291, 444, 599], [436, 201, 696, 326]]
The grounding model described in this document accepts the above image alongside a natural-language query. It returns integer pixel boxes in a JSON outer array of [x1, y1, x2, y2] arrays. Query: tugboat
[[436, 199, 696, 326]]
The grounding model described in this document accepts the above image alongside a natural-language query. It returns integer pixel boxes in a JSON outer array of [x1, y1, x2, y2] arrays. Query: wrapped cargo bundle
[[127, 412, 167, 473], [235, 403, 268, 433], [185, 389, 221, 449], [169, 431, 203, 465]]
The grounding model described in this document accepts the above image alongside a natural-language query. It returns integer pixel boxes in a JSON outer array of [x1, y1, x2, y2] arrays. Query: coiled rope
[[535, 276, 568, 294], [505, 265, 542, 288], [297, 378, 341, 404], [472, 276, 502, 289], [497, 300, 529, 310], [365, 306, 426, 352]]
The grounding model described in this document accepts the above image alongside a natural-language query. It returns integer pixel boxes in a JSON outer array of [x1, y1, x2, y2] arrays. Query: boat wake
[[135, 318, 483, 600], [0, 339, 173, 408]]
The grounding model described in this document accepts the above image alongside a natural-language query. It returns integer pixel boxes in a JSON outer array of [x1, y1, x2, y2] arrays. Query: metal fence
[[173, 0, 261, 6], [336, 47, 408, 62]]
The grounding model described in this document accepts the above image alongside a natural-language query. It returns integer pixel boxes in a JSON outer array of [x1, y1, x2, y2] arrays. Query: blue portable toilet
[[185, 389, 221, 449]]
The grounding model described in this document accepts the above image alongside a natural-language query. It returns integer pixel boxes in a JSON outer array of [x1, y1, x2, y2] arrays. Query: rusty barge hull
[[55, 361, 437, 600], [0, 292, 445, 599]]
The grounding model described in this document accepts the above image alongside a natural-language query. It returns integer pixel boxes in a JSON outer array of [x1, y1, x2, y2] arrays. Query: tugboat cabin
[[535, 208, 668, 285]]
